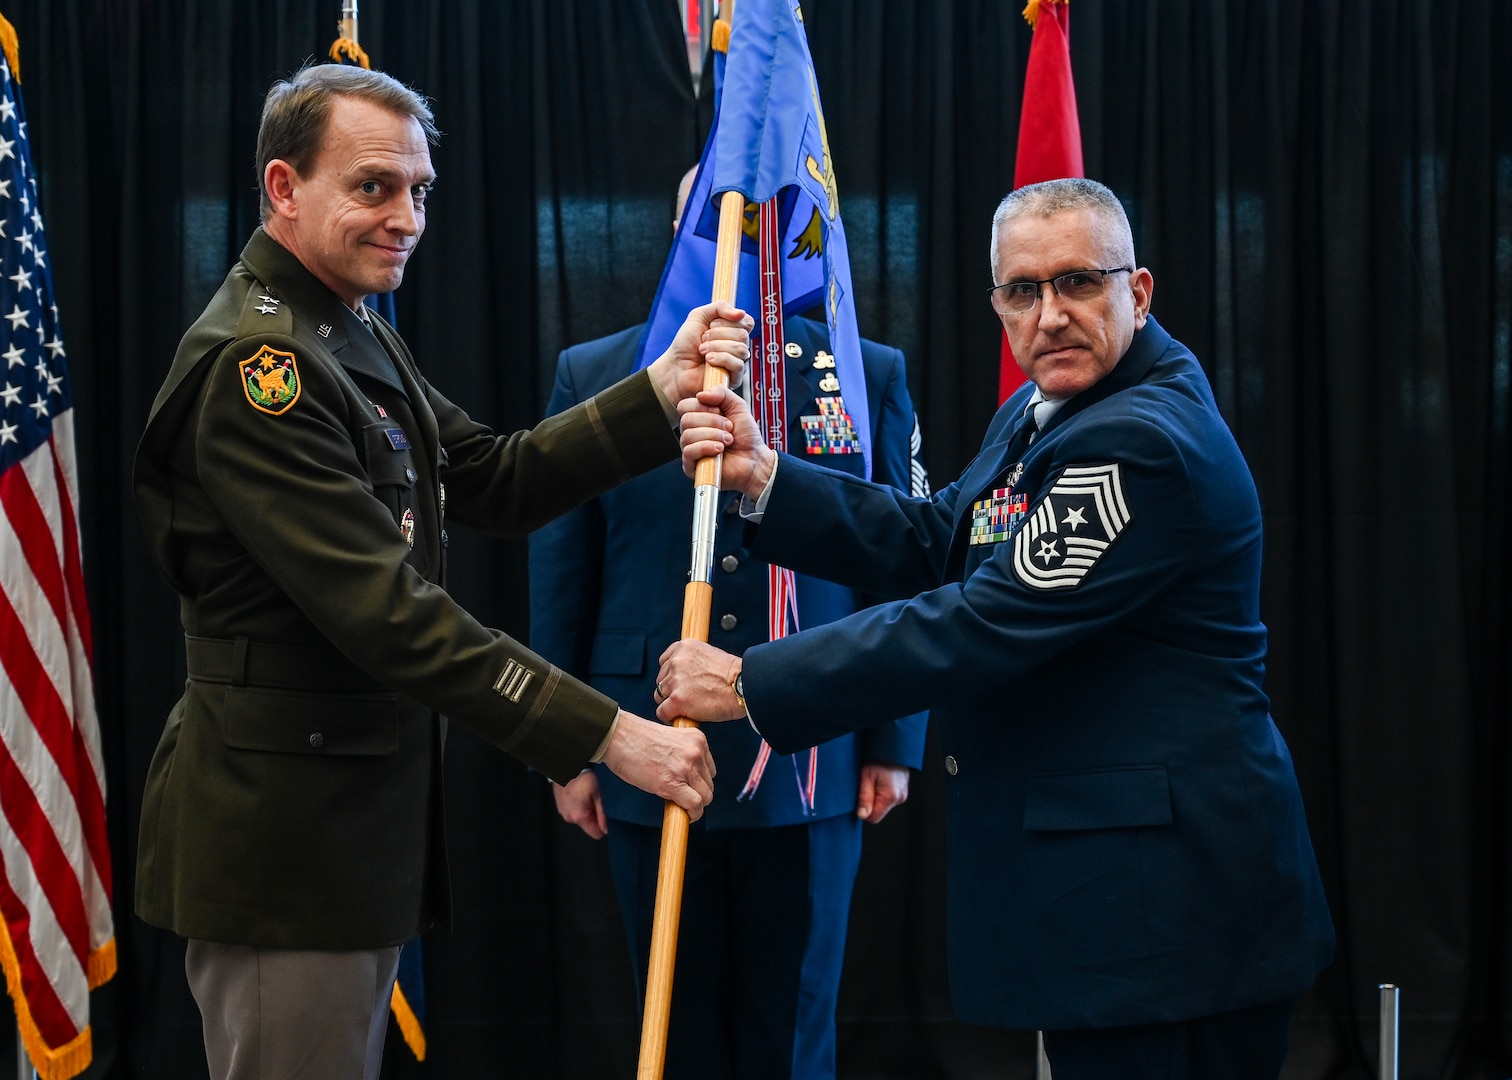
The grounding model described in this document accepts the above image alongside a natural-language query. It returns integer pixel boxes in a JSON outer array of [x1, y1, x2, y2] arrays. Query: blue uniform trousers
[[607, 814, 864, 1080]]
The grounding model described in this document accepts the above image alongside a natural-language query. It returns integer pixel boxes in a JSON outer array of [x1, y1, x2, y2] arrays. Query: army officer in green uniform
[[132, 64, 750, 1080]]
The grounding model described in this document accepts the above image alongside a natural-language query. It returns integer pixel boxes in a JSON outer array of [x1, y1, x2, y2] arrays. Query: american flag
[[0, 31, 116, 1080]]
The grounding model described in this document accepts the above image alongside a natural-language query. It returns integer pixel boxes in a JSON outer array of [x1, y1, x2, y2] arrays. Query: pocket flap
[[220, 686, 400, 756], [1023, 766, 1172, 831], [362, 423, 417, 488]]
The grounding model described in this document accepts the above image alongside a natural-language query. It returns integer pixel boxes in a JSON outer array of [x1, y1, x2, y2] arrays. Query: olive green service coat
[[133, 229, 676, 949]]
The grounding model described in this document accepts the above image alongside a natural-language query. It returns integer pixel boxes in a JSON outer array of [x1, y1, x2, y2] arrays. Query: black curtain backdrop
[[2, 1, 1508, 1077]]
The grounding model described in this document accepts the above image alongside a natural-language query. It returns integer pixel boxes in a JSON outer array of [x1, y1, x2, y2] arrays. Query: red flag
[[998, 0, 1084, 403], [0, 16, 117, 1080]]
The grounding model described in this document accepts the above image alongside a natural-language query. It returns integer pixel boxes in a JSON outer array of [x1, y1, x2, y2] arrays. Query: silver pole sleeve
[[688, 482, 720, 584], [1378, 983, 1399, 1080]]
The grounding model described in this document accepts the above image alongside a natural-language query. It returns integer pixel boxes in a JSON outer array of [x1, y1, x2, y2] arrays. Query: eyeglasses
[[987, 267, 1133, 316]]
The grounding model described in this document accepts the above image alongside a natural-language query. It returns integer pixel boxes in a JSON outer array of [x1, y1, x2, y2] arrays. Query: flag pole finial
[[329, 0, 370, 68], [1022, 0, 1068, 31]]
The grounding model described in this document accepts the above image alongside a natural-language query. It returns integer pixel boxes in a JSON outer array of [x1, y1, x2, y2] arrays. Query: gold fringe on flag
[[86, 938, 117, 989], [0, 925, 98, 1080], [0, 11, 20, 83], [328, 37, 371, 68]]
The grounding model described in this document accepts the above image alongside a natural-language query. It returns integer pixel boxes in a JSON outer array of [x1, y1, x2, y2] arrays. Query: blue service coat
[[738, 316, 1335, 1030], [530, 317, 927, 827]]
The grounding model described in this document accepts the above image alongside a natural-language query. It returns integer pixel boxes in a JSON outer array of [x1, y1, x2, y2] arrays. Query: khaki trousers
[[186, 939, 401, 1080]]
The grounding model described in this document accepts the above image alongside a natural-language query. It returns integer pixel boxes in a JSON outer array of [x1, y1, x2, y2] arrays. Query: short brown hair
[[256, 64, 439, 220]]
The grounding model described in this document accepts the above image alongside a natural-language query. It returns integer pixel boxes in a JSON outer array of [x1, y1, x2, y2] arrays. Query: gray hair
[[989, 178, 1135, 281], [257, 64, 439, 220]]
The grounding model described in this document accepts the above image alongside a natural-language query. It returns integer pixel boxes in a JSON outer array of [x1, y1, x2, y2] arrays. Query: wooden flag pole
[[636, 160, 747, 1080]]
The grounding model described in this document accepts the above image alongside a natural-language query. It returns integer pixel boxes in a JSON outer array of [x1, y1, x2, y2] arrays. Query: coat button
[[719, 614, 738, 631], [309, 732, 325, 749], [721, 555, 740, 573], [944, 754, 958, 776], [405, 467, 416, 483], [724, 499, 740, 516]]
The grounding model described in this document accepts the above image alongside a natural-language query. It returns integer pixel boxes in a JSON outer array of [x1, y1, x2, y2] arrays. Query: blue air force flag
[[636, 0, 873, 476]]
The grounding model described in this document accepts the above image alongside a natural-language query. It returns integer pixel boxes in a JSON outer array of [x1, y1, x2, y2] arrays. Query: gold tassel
[[1022, 0, 1068, 30], [390, 981, 427, 1061], [0, 10, 21, 84], [328, 37, 372, 69]]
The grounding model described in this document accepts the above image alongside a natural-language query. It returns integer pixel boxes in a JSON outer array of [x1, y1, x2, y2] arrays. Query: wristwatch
[[731, 670, 747, 715]]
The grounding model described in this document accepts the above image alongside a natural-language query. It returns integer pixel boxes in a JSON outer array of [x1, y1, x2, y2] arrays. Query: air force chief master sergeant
[[659, 177, 1335, 1080]]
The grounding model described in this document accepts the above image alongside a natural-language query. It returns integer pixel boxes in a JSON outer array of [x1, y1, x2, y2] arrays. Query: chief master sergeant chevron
[[131, 63, 750, 1080], [659, 177, 1335, 1080]]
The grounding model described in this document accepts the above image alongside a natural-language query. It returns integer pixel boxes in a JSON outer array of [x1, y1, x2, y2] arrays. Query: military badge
[[1012, 463, 1130, 590], [241, 345, 301, 415], [800, 396, 861, 454], [400, 508, 416, 548], [969, 485, 1030, 546]]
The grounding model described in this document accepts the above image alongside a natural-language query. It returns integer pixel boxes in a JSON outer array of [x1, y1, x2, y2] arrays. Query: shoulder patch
[[240, 344, 302, 415], [1012, 463, 1130, 590]]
